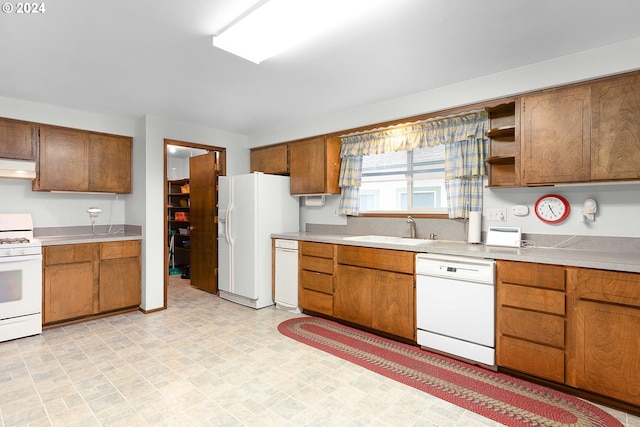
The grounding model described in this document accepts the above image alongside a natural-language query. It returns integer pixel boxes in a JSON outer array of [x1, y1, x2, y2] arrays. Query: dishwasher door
[[416, 275, 495, 347], [416, 254, 496, 366], [274, 239, 300, 313]]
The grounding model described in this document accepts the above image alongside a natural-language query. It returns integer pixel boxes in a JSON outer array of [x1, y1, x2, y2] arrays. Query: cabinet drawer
[[337, 245, 414, 274], [498, 260, 565, 290], [300, 270, 332, 294], [301, 288, 333, 316], [499, 283, 565, 315], [575, 268, 640, 307], [44, 243, 95, 265], [498, 335, 565, 383], [499, 306, 564, 347], [300, 255, 333, 274], [301, 242, 334, 259], [100, 240, 140, 260]]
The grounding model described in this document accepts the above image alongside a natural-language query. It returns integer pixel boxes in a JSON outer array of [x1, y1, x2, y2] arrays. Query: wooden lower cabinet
[[496, 260, 566, 382], [99, 241, 141, 312], [299, 242, 335, 316], [334, 246, 415, 340], [497, 261, 640, 410], [570, 268, 640, 406], [43, 244, 95, 324], [43, 240, 141, 325], [335, 264, 414, 340]]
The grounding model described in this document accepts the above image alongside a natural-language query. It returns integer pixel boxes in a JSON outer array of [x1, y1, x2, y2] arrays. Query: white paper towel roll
[[468, 211, 482, 243]]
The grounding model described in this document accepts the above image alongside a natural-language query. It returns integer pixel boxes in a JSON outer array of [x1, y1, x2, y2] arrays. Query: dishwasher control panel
[[416, 253, 495, 284]]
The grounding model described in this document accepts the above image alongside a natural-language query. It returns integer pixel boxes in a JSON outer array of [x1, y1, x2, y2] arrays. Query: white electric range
[[0, 213, 42, 342]]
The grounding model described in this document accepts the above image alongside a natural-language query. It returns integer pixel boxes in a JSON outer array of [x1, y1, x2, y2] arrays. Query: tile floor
[[1, 277, 639, 427]]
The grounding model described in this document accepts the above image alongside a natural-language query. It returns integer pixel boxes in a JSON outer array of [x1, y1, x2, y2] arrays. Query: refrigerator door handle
[[225, 203, 233, 245]]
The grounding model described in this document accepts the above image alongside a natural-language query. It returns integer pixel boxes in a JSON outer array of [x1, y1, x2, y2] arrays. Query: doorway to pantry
[[164, 139, 226, 307]]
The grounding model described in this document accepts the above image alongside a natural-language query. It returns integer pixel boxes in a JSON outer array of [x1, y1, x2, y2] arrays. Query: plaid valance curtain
[[338, 111, 489, 217]]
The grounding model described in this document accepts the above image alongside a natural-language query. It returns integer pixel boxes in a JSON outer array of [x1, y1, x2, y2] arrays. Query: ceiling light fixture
[[212, 0, 388, 64]]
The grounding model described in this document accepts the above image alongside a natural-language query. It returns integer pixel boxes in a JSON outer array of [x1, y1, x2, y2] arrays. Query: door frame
[[164, 139, 226, 308]]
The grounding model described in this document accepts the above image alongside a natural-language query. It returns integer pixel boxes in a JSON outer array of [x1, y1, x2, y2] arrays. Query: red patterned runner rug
[[278, 316, 622, 427]]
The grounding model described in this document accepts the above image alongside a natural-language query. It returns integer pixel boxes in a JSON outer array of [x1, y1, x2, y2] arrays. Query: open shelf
[[486, 126, 516, 139], [486, 156, 516, 165], [486, 100, 519, 187]]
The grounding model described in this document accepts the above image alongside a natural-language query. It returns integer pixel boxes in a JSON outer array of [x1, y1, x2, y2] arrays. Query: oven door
[[0, 254, 42, 320]]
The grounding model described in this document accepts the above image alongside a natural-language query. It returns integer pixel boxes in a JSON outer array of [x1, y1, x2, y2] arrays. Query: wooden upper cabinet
[[0, 118, 36, 160], [89, 133, 132, 193], [521, 85, 591, 185], [289, 136, 341, 195], [37, 125, 90, 191], [35, 125, 132, 193], [250, 144, 288, 174], [591, 71, 640, 181]]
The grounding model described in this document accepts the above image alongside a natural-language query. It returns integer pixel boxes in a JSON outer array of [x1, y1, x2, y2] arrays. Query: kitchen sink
[[343, 235, 437, 246]]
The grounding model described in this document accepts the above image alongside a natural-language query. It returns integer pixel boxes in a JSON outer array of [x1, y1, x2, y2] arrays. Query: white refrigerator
[[218, 173, 299, 309]]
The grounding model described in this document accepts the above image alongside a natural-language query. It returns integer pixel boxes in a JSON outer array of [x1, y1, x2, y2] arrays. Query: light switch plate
[[486, 208, 507, 221]]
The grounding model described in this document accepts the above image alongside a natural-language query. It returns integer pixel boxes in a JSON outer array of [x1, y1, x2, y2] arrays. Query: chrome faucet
[[406, 216, 416, 238]]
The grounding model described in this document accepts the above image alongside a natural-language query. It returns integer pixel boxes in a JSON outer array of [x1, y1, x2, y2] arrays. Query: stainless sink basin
[[343, 235, 437, 246]]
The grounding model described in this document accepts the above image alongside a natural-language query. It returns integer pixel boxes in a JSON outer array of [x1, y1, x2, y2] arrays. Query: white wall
[[128, 116, 248, 311], [0, 96, 133, 226], [483, 182, 640, 238], [0, 97, 249, 312], [251, 37, 640, 238]]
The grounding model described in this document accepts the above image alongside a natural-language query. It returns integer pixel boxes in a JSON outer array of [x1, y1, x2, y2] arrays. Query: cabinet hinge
[[522, 101, 525, 112], [215, 163, 220, 172], [214, 216, 218, 224], [214, 267, 218, 276]]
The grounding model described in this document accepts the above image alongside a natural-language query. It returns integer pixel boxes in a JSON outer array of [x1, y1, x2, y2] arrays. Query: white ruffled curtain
[[338, 111, 488, 217]]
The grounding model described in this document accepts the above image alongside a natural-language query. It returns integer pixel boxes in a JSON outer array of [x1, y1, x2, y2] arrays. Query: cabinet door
[[575, 300, 640, 405], [289, 137, 341, 195], [334, 265, 372, 327], [251, 144, 288, 174], [99, 241, 141, 312], [334, 264, 414, 340], [43, 262, 94, 324], [591, 72, 640, 180], [521, 85, 591, 184], [0, 118, 36, 160], [89, 133, 132, 193], [371, 270, 414, 340], [99, 256, 141, 312], [37, 125, 89, 191], [572, 268, 640, 405], [290, 137, 327, 194]]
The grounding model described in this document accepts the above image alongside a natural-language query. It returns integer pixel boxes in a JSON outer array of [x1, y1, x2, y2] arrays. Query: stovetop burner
[[0, 237, 31, 245]]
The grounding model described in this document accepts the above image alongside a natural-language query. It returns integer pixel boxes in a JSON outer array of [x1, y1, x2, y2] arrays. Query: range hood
[[0, 159, 36, 179]]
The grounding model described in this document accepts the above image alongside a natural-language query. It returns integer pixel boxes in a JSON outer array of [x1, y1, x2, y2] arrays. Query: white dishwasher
[[416, 253, 496, 367], [274, 239, 300, 313]]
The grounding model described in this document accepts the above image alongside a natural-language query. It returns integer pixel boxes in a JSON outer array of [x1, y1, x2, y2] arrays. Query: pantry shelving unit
[[167, 178, 190, 269]]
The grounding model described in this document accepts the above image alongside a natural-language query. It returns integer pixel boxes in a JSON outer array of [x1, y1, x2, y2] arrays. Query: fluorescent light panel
[[212, 0, 386, 64]]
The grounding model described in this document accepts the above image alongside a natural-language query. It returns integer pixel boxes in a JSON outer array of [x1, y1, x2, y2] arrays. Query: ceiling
[[2, 0, 640, 137]]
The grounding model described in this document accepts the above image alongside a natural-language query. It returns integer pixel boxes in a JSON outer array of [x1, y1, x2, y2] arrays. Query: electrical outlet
[[487, 208, 507, 221]]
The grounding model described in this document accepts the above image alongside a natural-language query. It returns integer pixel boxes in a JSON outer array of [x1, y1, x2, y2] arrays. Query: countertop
[[38, 233, 142, 246], [272, 232, 640, 274]]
